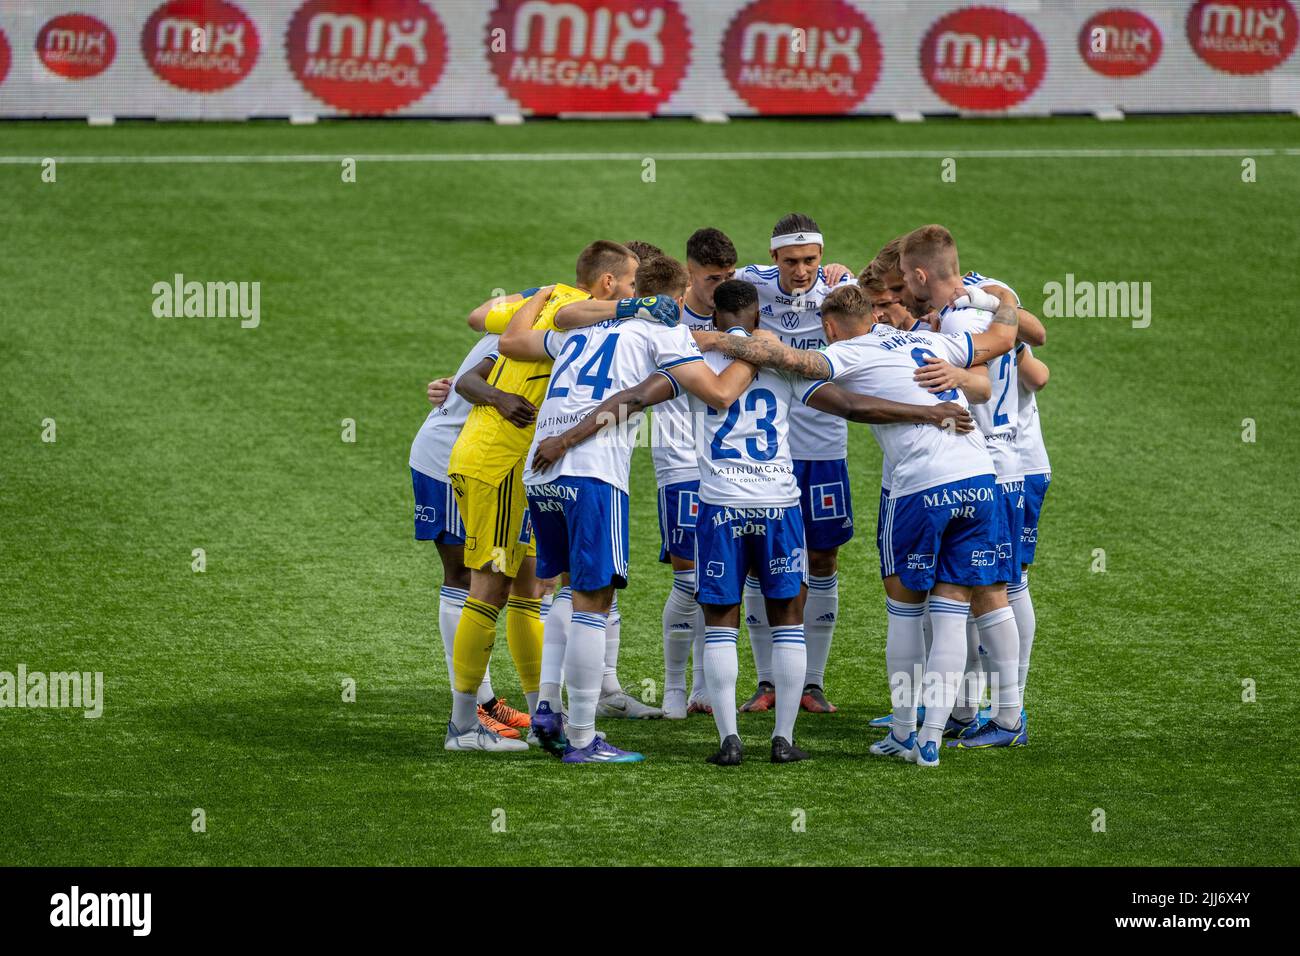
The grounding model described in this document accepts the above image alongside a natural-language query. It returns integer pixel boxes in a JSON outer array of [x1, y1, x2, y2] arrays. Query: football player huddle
[[409, 215, 1051, 767]]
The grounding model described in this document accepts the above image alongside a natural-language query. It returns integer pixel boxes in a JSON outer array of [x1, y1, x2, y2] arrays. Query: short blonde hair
[[899, 225, 959, 279], [871, 236, 904, 275], [822, 284, 873, 321], [856, 262, 888, 295]]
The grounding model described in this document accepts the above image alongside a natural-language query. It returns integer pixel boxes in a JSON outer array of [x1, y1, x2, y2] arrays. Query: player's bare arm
[[693, 328, 832, 381], [455, 356, 537, 428], [497, 284, 557, 361], [806, 383, 975, 432], [668, 356, 757, 411], [914, 358, 992, 403], [1019, 350, 1051, 391], [977, 281, 1045, 346], [531, 373, 678, 471], [1016, 308, 1047, 347], [553, 298, 617, 330], [955, 286, 1020, 363]]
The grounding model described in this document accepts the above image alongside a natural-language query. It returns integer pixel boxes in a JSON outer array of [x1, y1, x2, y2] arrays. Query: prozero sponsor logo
[[1080, 8, 1162, 77], [0, 28, 10, 87], [488, 0, 691, 114], [1187, 0, 1297, 74], [286, 0, 448, 114], [37, 13, 117, 79], [721, 0, 881, 114], [143, 0, 260, 92], [920, 5, 1046, 110]]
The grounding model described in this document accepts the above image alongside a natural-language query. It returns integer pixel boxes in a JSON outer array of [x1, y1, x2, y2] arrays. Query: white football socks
[[538, 585, 571, 711], [1008, 571, 1035, 702], [770, 625, 806, 742], [565, 609, 608, 749], [975, 606, 1022, 728], [952, 617, 986, 722], [601, 595, 622, 696], [923, 596, 971, 747], [704, 627, 739, 742], [663, 570, 697, 695], [885, 597, 927, 739], [803, 573, 838, 689], [743, 575, 773, 685]]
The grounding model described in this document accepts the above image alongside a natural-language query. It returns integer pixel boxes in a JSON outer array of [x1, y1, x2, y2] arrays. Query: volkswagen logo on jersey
[[781, 310, 800, 329]]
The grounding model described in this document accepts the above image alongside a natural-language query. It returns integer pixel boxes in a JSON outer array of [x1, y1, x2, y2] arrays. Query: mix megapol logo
[[286, 0, 447, 114], [721, 0, 881, 114], [487, 0, 691, 114], [1187, 0, 1297, 74], [143, 0, 260, 92], [36, 12, 117, 79], [919, 5, 1046, 110], [1079, 8, 1162, 77]]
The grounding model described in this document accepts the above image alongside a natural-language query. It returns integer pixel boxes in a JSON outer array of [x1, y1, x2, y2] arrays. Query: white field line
[[0, 147, 1292, 165]]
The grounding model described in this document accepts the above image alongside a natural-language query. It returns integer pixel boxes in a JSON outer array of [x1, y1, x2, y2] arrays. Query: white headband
[[770, 231, 824, 250]]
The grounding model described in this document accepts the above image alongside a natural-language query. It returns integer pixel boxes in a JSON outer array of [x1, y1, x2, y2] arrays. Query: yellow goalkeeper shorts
[[450, 459, 533, 577]]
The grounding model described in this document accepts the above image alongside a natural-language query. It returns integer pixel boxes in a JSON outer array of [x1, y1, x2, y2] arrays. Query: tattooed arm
[[967, 288, 1021, 364], [692, 328, 832, 380]]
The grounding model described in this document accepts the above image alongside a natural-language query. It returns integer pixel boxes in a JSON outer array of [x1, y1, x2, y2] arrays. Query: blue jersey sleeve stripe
[[651, 369, 681, 399], [659, 355, 703, 371], [543, 330, 561, 359], [965, 332, 974, 368], [821, 351, 836, 380], [519, 286, 541, 297], [801, 380, 831, 404]]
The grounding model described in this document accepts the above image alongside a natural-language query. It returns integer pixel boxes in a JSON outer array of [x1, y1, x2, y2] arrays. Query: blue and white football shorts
[[526, 477, 629, 591], [996, 479, 1026, 583], [879, 475, 1001, 592], [1020, 472, 1050, 566], [412, 467, 464, 544], [657, 480, 700, 563], [793, 458, 854, 551], [694, 503, 806, 606]]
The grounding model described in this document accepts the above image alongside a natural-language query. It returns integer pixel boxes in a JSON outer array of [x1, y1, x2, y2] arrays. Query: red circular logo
[[142, 0, 260, 92], [919, 6, 1046, 110], [721, 0, 881, 114], [37, 13, 117, 79], [1079, 8, 1162, 77], [487, 0, 691, 115], [0, 29, 10, 87], [1187, 0, 1297, 74], [286, 0, 447, 114]]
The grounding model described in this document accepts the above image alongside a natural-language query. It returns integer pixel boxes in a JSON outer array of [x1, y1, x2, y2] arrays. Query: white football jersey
[[689, 337, 803, 509], [524, 318, 703, 493], [814, 327, 994, 499], [650, 302, 716, 488], [736, 263, 852, 462], [409, 333, 500, 480], [876, 317, 932, 493], [938, 302, 1022, 483], [1015, 344, 1051, 475]]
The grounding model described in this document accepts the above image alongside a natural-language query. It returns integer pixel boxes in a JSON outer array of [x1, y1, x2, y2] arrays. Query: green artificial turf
[[1, 115, 1297, 865]]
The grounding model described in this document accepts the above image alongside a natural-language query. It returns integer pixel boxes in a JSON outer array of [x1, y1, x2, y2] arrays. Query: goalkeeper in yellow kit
[[443, 240, 639, 752]]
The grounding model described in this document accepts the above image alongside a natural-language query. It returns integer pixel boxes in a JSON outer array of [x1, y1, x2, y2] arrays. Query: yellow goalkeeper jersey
[[448, 283, 590, 484]]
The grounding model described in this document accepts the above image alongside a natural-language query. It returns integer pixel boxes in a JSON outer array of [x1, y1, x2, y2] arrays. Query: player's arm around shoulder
[[693, 327, 831, 382], [531, 373, 676, 472], [803, 380, 974, 431], [498, 284, 556, 360], [553, 298, 616, 330], [956, 287, 1020, 364], [1018, 346, 1050, 391]]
